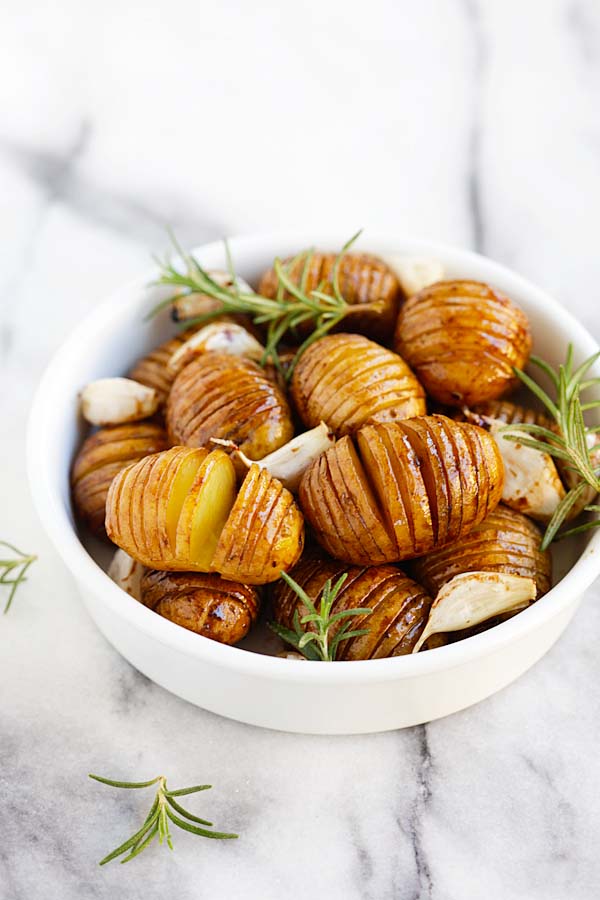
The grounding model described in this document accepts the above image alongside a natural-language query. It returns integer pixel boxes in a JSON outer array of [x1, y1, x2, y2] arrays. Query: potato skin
[[394, 280, 532, 406], [290, 333, 426, 435], [140, 569, 259, 644], [272, 551, 431, 659], [166, 352, 293, 459], [71, 421, 169, 535], [259, 252, 402, 343], [128, 331, 192, 408], [410, 503, 551, 597], [299, 415, 504, 565]]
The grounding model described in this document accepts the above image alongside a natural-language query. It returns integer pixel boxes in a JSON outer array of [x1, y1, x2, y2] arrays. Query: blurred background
[[3, 1, 600, 898]]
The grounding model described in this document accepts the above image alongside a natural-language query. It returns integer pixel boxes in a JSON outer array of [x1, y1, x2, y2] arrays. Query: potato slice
[[175, 450, 237, 568]]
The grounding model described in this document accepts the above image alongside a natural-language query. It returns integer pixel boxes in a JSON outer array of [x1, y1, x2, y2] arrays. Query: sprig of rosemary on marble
[[0, 542, 37, 614], [501, 345, 600, 549], [89, 774, 237, 865], [151, 231, 361, 377], [270, 572, 372, 661]]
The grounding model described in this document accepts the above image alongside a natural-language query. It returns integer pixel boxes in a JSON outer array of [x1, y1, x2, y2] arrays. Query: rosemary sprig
[[151, 230, 362, 378], [501, 345, 600, 549], [0, 542, 37, 614], [269, 572, 372, 661], [89, 773, 237, 865]]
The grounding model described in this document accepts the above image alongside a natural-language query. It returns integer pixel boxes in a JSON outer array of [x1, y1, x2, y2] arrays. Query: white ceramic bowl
[[28, 232, 600, 734]]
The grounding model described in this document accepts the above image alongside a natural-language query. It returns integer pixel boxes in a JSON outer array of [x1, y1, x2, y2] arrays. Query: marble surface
[[2, 0, 600, 896]]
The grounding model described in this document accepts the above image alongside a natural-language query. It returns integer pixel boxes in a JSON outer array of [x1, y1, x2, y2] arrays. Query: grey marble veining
[[2, 0, 600, 897]]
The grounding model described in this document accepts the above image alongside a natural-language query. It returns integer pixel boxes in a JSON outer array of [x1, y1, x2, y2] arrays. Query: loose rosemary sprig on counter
[[269, 572, 372, 661], [501, 344, 600, 549], [0, 541, 37, 614], [89, 773, 237, 865], [152, 230, 361, 378]]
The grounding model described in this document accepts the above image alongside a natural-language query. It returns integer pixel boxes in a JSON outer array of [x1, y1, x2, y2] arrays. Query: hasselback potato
[[299, 415, 504, 565], [272, 551, 431, 659], [128, 331, 193, 408], [140, 569, 259, 644], [105, 447, 304, 584], [290, 334, 426, 435], [394, 280, 532, 406], [411, 503, 551, 597], [71, 421, 169, 535], [259, 252, 402, 342], [166, 352, 293, 459]]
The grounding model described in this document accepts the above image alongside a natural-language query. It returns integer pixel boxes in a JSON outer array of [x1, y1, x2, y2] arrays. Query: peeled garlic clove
[[167, 322, 265, 375], [235, 422, 335, 492], [108, 549, 145, 601], [412, 571, 536, 653], [172, 271, 253, 321], [277, 651, 307, 660], [384, 255, 445, 297], [80, 378, 159, 426], [489, 421, 565, 522]]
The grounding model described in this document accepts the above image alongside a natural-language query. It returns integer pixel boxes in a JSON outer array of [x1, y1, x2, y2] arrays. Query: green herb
[[89, 773, 238, 865], [0, 542, 37, 614], [151, 230, 362, 378], [501, 345, 600, 549], [269, 571, 372, 661]]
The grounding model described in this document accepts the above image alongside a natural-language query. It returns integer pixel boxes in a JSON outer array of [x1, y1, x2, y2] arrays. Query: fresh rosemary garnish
[[152, 230, 362, 378], [0, 542, 37, 614], [501, 345, 600, 549], [270, 571, 372, 661], [89, 773, 237, 865]]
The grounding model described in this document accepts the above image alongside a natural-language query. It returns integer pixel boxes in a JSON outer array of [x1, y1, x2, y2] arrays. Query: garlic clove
[[107, 549, 145, 601], [167, 322, 265, 376], [80, 378, 159, 426], [172, 271, 253, 321], [277, 651, 307, 660], [384, 255, 445, 297], [413, 571, 536, 653], [232, 422, 335, 492]]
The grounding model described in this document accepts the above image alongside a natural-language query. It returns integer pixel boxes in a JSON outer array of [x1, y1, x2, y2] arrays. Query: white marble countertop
[[2, 0, 600, 897]]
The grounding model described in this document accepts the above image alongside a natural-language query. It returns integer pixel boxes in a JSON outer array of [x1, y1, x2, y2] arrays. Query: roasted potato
[[394, 281, 532, 406], [166, 352, 293, 459], [259, 252, 402, 342], [290, 333, 426, 435], [128, 331, 193, 408], [411, 503, 551, 597], [140, 569, 259, 644], [105, 447, 304, 584], [299, 415, 504, 565], [71, 421, 169, 535], [272, 551, 431, 659]]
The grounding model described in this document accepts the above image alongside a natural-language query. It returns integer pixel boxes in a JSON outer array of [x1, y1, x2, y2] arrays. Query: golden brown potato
[[166, 352, 293, 459], [394, 281, 532, 406], [140, 569, 259, 644], [299, 415, 504, 565], [451, 399, 552, 428], [272, 550, 431, 659], [290, 333, 426, 435], [71, 421, 169, 535], [105, 448, 304, 584], [259, 252, 402, 342], [128, 331, 193, 408], [411, 503, 551, 598]]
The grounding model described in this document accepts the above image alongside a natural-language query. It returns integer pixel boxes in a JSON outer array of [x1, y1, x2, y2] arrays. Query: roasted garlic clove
[[105, 448, 304, 584], [80, 378, 159, 426], [383, 255, 445, 297], [410, 503, 552, 597], [259, 251, 401, 342], [394, 280, 532, 406], [140, 569, 259, 644], [166, 352, 293, 459], [231, 422, 335, 492], [412, 572, 536, 653], [298, 415, 504, 566], [166, 322, 265, 375], [272, 551, 431, 659], [290, 333, 426, 436], [71, 421, 169, 535], [170, 271, 253, 321], [108, 549, 146, 601]]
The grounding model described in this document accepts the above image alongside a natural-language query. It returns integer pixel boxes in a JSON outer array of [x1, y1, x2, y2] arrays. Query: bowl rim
[[27, 230, 600, 686]]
